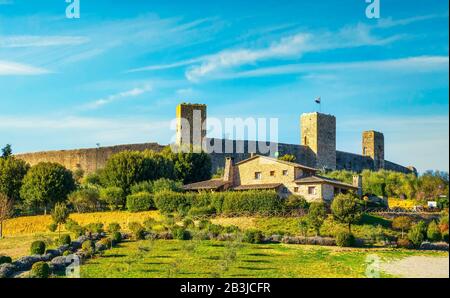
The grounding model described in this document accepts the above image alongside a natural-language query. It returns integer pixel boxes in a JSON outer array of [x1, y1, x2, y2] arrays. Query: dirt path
[[381, 256, 449, 278]]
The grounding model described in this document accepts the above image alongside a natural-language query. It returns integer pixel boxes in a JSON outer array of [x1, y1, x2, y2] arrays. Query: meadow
[[79, 239, 446, 278]]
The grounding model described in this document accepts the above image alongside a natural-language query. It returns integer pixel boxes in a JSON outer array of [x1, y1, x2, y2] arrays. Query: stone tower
[[176, 103, 207, 151], [362, 130, 385, 170], [301, 112, 336, 170]]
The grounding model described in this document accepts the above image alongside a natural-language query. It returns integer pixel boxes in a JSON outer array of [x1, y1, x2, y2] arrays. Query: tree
[[279, 154, 296, 163], [20, 162, 75, 214], [173, 151, 212, 184], [0, 193, 13, 239], [51, 202, 70, 238], [1, 144, 12, 159], [331, 193, 362, 233], [298, 217, 309, 237], [392, 216, 413, 239], [100, 187, 125, 210], [0, 157, 29, 202], [307, 202, 328, 236], [68, 188, 100, 213], [408, 222, 426, 247]]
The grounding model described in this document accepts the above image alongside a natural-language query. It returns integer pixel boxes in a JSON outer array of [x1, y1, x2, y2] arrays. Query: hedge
[[154, 190, 283, 215], [126, 192, 155, 212]]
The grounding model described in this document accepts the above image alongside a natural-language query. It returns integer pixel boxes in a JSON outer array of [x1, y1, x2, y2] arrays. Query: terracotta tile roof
[[233, 183, 283, 191], [234, 155, 318, 172], [294, 175, 357, 189], [183, 179, 229, 190]]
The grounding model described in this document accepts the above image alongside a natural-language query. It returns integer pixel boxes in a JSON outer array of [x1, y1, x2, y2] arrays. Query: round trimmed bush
[[110, 231, 122, 244], [172, 227, 191, 240], [31, 262, 50, 278], [58, 234, 71, 246], [63, 251, 71, 256], [0, 255, 12, 265], [243, 230, 264, 244], [336, 232, 355, 247], [30, 241, 46, 255], [126, 192, 155, 212], [107, 222, 121, 233]]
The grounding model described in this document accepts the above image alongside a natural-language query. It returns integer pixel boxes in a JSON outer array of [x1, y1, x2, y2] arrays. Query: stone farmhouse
[[15, 103, 416, 177], [183, 155, 360, 202]]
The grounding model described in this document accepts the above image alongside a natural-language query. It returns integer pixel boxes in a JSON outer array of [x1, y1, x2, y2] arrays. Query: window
[[255, 172, 262, 180], [270, 171, 275, 177], [308, 186, 316, 195], [294, 187, 299, 193], [282, 170, 289, 176]]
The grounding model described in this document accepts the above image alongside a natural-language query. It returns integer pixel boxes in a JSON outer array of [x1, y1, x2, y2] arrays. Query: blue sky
[[0, 0, 448, 173]]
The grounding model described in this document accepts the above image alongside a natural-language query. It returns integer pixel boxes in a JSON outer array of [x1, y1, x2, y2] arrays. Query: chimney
[[223, 157, 235, 184], [353, 175, 363, 198]]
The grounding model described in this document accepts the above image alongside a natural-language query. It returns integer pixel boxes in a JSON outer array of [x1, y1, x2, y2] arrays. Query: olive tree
[[331, 193, 362, 233], [51, 202, 70, 237]]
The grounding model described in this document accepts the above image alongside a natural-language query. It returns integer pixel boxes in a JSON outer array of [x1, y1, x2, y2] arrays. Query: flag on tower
[[315, 97, 321, 104]]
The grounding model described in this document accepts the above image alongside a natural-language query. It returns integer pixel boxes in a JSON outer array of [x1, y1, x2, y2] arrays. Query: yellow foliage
[[388, 198, 417, 210], [3, 211, 162, 237]]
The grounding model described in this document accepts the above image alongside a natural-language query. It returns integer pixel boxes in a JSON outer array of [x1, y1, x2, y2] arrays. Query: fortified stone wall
[[15, 139, 413, 176], [15, 143, 165, 174]]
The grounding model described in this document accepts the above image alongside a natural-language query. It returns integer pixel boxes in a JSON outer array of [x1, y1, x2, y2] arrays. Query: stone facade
[[301, 112, 336, 171]]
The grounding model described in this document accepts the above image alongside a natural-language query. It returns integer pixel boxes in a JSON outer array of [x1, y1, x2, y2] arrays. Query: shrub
[[222, 191, 283, 214], [0, 255, 12, 265], [128, 222, 145, 240], [154, 191, 194, 214], [188, 206, 216, 217], [126, 192, 154, 212], [100, 187, 125, 210], [408, 223, 426, 247], [31, 262, 50, 278], [130, 180, 153, 194], [197, 219, 211, 230], [427, 221, 442, 242], [107, 222, 121, 233], [243, 230, 264, 244], [307, 202, 327, 236], [172, 227, 192, 240], [30, 241, 46, 255], [336, 232, 355, 247], [224, 225, 240, 234], [397, 238, 413, 249], [68, 188, 100, 213], [63, 250, 71, 256], [48, 223, 58, 232], [143, 218, 157, 231], [285, 195, 310, 210], [81, 240, 94, 255], [58, 234, 71, 246], [85, 222, 104, 234], [152, 178, 183, 193], [182, 218, 195, 229], [442, 231, 449, 243], [110, 231, 122, 244]]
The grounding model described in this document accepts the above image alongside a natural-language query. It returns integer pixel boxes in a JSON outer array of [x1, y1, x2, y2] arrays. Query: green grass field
[[79, 239, 446, 278]]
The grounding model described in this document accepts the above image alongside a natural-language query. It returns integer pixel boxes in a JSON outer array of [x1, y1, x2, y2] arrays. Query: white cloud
[[226, 56, 449, 79], [0, 60, 51, 75], [183, 23, 406, 82], [0, 35, 89, 48], [81, 84, 153, 110]]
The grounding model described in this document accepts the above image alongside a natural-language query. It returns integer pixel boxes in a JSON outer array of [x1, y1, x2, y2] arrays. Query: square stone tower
[[301, 112, 336, 170], [362, 130, 385, 170], [176, 103, 207, 151]]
